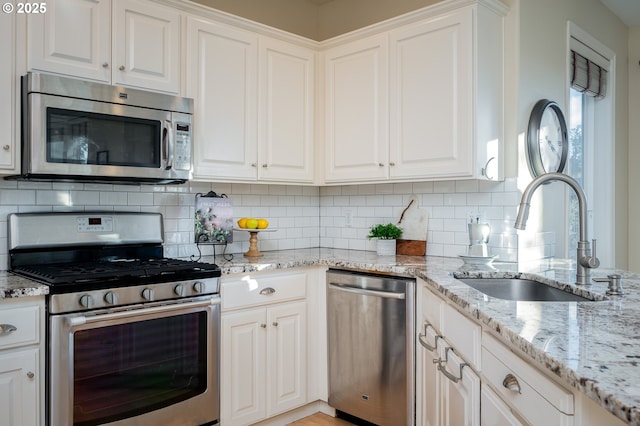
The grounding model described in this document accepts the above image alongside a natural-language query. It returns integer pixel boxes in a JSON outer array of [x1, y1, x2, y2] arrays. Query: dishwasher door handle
[[328, 283, 406, 299]]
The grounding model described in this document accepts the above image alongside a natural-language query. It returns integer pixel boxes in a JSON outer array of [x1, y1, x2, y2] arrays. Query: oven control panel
[[48, 277, 220, 314], [77, 216, 114, 232]]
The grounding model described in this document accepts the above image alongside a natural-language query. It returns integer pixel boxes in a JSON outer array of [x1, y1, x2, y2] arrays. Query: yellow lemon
[[237, 217, 248, 228], [246, 218, 259, 229], [257, 219, 269, 229]]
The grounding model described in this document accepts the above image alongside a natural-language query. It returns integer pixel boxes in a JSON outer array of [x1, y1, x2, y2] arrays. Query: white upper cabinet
[[27, 0, 111, 83], [27, 0, 181, 94], [323, 34, 389, 182], [0, 9, 17, 171], [258, 37, 315, 183], [389, 9, 473, 180], [323, 1, 506, 184], [187, 17, 258, 181], [111, 0, 181, 93], [187, 15, 315, 184]]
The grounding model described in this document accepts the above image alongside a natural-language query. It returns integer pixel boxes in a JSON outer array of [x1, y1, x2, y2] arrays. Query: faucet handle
[[586, 239, 600, 268]]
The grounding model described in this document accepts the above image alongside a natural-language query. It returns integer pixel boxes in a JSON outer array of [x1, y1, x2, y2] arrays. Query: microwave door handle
[[163, 120, 174, 170]]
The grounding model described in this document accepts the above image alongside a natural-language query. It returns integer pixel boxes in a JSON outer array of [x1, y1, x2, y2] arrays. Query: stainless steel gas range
[[8, 212, 221, 426]]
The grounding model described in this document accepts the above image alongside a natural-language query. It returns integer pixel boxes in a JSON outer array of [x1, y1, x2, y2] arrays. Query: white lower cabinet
[[417, 280, 480, 426], [0, 348, 39, 426], [221, 269, 320, 426], [480, 385, 524, 426], [0, 297, 44, 426], [482, 333, 574, 425]]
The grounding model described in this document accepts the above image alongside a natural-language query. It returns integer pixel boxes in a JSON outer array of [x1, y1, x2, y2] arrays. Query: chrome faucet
[[514, 172, 599, 285]]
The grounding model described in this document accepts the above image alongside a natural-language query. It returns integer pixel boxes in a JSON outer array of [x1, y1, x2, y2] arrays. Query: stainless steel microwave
[[13, 72, 193, 184]]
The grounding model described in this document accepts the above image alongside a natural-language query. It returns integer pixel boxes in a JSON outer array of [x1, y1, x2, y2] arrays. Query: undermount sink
[[456, 277, 599, 302]]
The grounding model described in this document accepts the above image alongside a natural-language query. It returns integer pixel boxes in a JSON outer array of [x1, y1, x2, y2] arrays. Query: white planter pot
[[376, 239, 396, 256]]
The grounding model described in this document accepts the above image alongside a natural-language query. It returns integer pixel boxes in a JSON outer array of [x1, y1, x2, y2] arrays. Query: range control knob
[[79, 295, 94, 309], [104, 291, 119, 305], [174, 284, 185, 297], [193, 281, 205, 294], [141, 288, 154, 301]]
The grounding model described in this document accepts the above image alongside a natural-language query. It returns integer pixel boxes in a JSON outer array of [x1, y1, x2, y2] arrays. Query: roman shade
[[570, 38, 609, 99]]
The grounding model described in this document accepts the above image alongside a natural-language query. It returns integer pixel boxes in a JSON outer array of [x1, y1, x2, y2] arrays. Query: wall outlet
[[345, 209, 353, 227]]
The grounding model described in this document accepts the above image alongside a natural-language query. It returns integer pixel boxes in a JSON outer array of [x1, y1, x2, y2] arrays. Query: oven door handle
[[67, 297, 220, 327]]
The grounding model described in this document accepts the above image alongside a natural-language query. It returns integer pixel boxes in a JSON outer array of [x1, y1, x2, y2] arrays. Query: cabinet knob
[[27, 371, 35, 379], [272, 322, 278, 327], [262, 164, 268, 168], [119, 65, 125, 71], [251, 163, 257, 167], [378, 163, 385, 167], [102, 62, 109, 68], [260, 323, 267, 328], [3, 145, 10, 151], [502, 373, 522, 394], [389, 162, 396, 167]]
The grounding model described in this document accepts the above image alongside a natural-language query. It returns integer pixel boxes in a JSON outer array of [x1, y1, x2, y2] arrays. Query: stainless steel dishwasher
[[327, 269, 415, 426]]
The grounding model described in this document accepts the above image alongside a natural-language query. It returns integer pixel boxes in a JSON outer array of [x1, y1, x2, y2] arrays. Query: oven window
[[72, 311, 207, 426], [46, 108, 161, 168]]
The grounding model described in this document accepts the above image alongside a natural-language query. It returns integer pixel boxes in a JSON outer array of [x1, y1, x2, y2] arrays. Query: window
[[566, 23, 615, 267]]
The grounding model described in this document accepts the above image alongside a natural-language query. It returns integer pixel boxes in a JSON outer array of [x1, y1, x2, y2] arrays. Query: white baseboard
[[252, 401, 335, 425]]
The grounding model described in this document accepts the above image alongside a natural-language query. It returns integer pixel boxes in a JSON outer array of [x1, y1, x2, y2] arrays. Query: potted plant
[[367, 223, 403, 255]]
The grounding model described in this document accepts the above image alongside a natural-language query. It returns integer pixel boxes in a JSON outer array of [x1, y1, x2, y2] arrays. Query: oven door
[[25, 92, 192, 183], [48, 296, 220, 426]]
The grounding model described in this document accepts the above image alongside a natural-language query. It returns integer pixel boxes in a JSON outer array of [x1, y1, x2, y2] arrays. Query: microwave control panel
[[174, 122, 192, 171]]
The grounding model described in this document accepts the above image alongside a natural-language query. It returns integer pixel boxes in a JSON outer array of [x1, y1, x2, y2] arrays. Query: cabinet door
[[267, 301, 307, 416], [439, 346, 480, 426], [221, 308, 267, 426], [27, 0, 111, 82], [324, 34, 389, 182], [0, 10, 16, 170], [417, 325, 442, 426], [187, 17, 258, 181], [258, 37, 315, 183], [112, 0, 181, 93], [0, 348, 40, 426], [389, 9, 473, 180]]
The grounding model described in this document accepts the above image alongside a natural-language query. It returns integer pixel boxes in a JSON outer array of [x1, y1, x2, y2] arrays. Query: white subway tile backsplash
[[0, 177, 540, 267]]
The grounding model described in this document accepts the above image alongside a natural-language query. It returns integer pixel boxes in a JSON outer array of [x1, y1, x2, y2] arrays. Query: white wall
[[514, 0, 629, 269], [628, 27, 640, 272]]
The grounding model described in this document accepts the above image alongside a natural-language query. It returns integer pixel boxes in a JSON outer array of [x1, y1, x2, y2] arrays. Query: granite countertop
[[0, 271, 49, 298], [207, 248, 640, 425], [2, 247, 638, 424]]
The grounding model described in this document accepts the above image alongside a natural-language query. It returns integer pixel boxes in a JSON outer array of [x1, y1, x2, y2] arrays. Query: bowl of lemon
[[236, 217, 269, 229]]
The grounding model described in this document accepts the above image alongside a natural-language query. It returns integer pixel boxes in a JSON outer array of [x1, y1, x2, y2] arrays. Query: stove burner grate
[[13, 258, 221, 285]]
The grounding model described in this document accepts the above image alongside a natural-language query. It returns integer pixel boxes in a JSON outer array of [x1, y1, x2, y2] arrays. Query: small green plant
[[367, 223, 403, 240]]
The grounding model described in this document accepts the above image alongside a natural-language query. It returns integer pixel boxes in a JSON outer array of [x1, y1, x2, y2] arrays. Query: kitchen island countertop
[[208, 247, 640, 425]]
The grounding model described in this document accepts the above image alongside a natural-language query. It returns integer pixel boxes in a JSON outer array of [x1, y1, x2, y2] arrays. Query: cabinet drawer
[[0, 303, 41, 350], [222, 271, 307, 311], [440, 302, 481, 369], [482, 333, 574, 425]]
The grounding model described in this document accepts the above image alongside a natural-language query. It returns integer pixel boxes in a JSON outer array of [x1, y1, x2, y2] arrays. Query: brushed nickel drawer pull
[[418, 323, 440, 352], [0, 324, 17, 335], [503, 373, 522, 394], [260, 287, 276, 295]]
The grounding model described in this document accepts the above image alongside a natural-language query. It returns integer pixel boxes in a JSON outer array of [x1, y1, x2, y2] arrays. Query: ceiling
[[600, 0, 640, 26]]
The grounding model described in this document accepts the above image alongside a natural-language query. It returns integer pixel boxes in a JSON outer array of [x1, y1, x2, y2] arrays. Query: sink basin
[[457, 278, 596, 302]]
